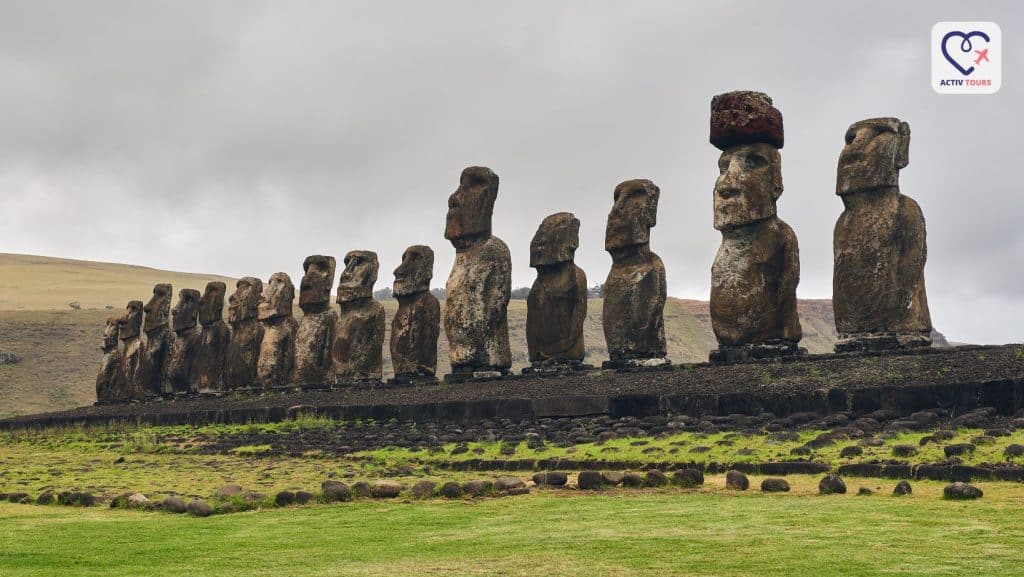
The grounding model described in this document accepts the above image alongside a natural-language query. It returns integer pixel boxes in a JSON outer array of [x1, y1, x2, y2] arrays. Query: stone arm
[[648, 256, 667, 342], [780, 223, 802, 342], [896, 196, 928, 311], [483, 243, 512, 332]]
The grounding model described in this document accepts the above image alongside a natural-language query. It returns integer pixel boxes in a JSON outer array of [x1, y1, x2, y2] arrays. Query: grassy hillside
[[2, 254, 851, 417]]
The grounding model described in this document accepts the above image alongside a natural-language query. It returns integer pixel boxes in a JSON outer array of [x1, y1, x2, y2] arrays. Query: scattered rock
[[6, 492, 30, 504], [494, 477, 525, 493], [274, 491, 296, 506], [294, 491, 315, 505], [892, 445, 918, 457], [944, 444, 976, 458], [760, 478, 791, 493], [672, 468, 704, 488], [215, 484, 244, 498], [35, 490, 55, 505], [577, 471, 606, 490], [162, 496, 187, 513], [321, 480, 351, 502], [725, 470, 749, 490], [857, 487, 873, 496], [893, 480, 913, 496], [412, 480, 437, 498], [818, 474, 847, 495], [0, 352, 22, 365], [351, 481, 373, 498], [372, 480, 403, 498], [985, 428, 1011, 437], [439, 481, 463, 498], [621, 472, 644, 487], [840, 445, 863, 458], [1003, 444, 1024, 458], [943, 482, 983, 500], [57, 491, 96, 507], [462, 480, 493, 497], [532, 472, 568, 486], [645, 470, 669, 487], [186, 499, 214, 517], [601, 471, 626, 486]]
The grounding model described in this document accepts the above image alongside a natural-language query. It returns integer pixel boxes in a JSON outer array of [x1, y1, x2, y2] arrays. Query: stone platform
[[2, 345, 1022, 430]]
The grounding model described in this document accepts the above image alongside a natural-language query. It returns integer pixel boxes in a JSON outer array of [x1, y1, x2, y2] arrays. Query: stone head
[[837, 117, 910, 196], [299, 255, 337, 312], [337, 250, 379, 303], [119, 300, 143, 341], [143, 283, 172, 332], [713, 143, 783, 230], [172, 288, 201, 333], [228, 277, 263, 324], [393, 245, 433, 297], [605, 179, 659, 251], [531, 212, 580, 267], [198, 281, 226, 326], [445, 166, 499, 246], [258, 272, 295, 321], [102, 317, 119, 352]]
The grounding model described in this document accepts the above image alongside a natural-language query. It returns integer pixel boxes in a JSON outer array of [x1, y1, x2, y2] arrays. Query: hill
[[0, 253, 940, 418]]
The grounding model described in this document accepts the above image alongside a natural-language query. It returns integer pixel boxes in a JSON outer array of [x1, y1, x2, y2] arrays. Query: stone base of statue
[[386, 373, 440, 387], [444, 367, 512, 384], [522, 360, 595, 375], [334, 377, 383, 388], [834, 332, 931, 353], [709, 340, 805, 364], [601, 356, 672, 371]]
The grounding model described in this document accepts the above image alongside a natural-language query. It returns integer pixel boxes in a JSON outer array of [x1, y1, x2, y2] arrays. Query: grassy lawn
[[2, 484, 1023, 577]]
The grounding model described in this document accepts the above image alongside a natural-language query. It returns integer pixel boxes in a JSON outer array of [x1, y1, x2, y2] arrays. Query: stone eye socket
[[744, 154, 767, 169]]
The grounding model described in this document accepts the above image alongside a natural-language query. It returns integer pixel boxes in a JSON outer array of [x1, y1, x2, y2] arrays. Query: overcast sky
[[0, 1, 1020, 344]]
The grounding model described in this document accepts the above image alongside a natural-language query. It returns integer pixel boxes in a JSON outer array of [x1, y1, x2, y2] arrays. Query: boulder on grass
[[215, 484, 244, 498], [186, 499, 214, 517], [321, 480, 351, 502], [672, 468, 704, 488], [621, 472, 644, 487], [462, 480, 493, 497], [494, 477, 525, 493], [761, 478, 790, 493], [532, 472, 568, 486], [818, 474, 847, 495], [412, 480, 437, 498], [893, 480, 913, 496], [725, 470, 749, 490], [601, 471, 626, 486], [645, 470, 669, 487], [274, 491, 296, 506], [351, 481, 373, 498], [577, 471, 605, 490], [372, 480, 403, 499], [162, 496, 187, 513], [943, 482, 983, 500], [294, 491, 315, 505], [440, 481, 463, 498]]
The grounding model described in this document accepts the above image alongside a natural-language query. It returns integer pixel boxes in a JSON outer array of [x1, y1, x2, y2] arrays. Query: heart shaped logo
[[941, 30, 990, 76]]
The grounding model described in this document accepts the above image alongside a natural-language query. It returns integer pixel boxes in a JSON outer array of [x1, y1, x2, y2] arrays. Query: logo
[[932, 22, 1001, 94]]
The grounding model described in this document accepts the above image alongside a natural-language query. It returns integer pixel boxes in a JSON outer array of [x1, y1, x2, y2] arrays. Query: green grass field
[[3, 484, 1023, 577]]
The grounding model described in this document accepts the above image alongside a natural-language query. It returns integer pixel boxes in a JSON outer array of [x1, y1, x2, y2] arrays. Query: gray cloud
[[0, 0, 1021, 344]]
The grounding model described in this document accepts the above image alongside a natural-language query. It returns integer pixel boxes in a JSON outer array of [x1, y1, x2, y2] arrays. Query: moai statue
[[163, 288, 201, 395], [333, 250, 385, 383], [526, 212, 589, 372], [833, 117, 931, 351], [141, 283, 172, 397], [708, 90, 803, 363], [226, 277, 264, 389], [389, 245, 440, 384], [118, 300, 144, 401], [295, 255, 338, 387], [443, 166, 512, 379], [195, 281, 230, 393], [256, 272, 298, 388], [602, 179, 668, 369], [95, 317, 123, 404]]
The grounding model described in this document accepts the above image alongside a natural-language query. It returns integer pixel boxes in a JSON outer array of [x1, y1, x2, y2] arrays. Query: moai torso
[[602, 180, 666, 363], [710, 217, 801, 346], [833, 118, 931, 348], [226, 277, 264, 389], [118, 300, 145, 400], [96, 317, 123, 403], [195, 282, 230, 393], [442, 166, 512, 374], [141, 283, 173, 397], [256, 273, 297, 388], [163, 289, 201, 395], [333, 250, 385, 382], [527, 212, 587, 364], [390, 245, 440, 379], [294, 255, 338, 386]]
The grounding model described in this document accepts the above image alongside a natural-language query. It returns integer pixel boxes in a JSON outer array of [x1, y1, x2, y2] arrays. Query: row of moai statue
[[97, 90, 932, 403]]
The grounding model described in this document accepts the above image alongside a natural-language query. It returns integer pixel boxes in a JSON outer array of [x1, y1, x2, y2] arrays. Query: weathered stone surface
[[412, 480, 437, 498], [96, 317, 123, 403], [527, 212, 587, 366], [333, 251, 385, 383], [390, 245, 440, 380], [295, 255, 338, 387], [141, 283, 173, 397], [603, 180, 667, 364], [709, 90, 784, 150], [494, 476, 525, 492], [274, 490, 296, 506], [321, 480, 351, 502], [372, 480, 403, 498], [294, 491, 315, 505], [893, 480, 913, 496], [226, 277, 264, 389], [163, 288, 202, 395], [118, 300, 145, 400], [440, 481, 463, 498], [443, 167, 512, 375], [577, 470, 606, 490], [186, 498, 214, 517], [943, 482, 983, 500], [462, 479, 493, 497], [532, 471, 568, 486], [710, 92, 801, 361], [215, 484, 243, 497], [725, 469, 750, 490], [645, 469, 669, 487], [195, 282, 230, 393], [162, 496, 187, 513], [256, 273, 298, 388], [760, 478, 791, 492], [673, 468, 704, 488], [819, 473, 847, 495], [834, 118, 931, 352]]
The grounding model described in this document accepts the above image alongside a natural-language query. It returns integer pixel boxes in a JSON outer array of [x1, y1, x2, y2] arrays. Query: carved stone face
[[837, 117, 909, 196], [228, 277, 263, 324], [172, 289, 201, 332], [713, 143, 782, 231], [606, 179, 659, 251], [531, 212, 580, 267], [119, 300, 143, 340], [198, 282, 226, 326], [102, 317, 119, 351], [143, 283, 172, 332], [393, 245, 433, 297], [444, 166, 498, 244], [337, 251, 379, 303], [258, 272, 295, 321], [299, 255, 336, 312]]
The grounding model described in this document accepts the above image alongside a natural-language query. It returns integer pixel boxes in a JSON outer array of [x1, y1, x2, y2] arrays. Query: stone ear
[[895, 121, 910, 170], [771, 153, 784, 200]]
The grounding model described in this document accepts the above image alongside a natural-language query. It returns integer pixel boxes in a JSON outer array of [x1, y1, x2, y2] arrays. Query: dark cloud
[[0, 0, 1020, 344]]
